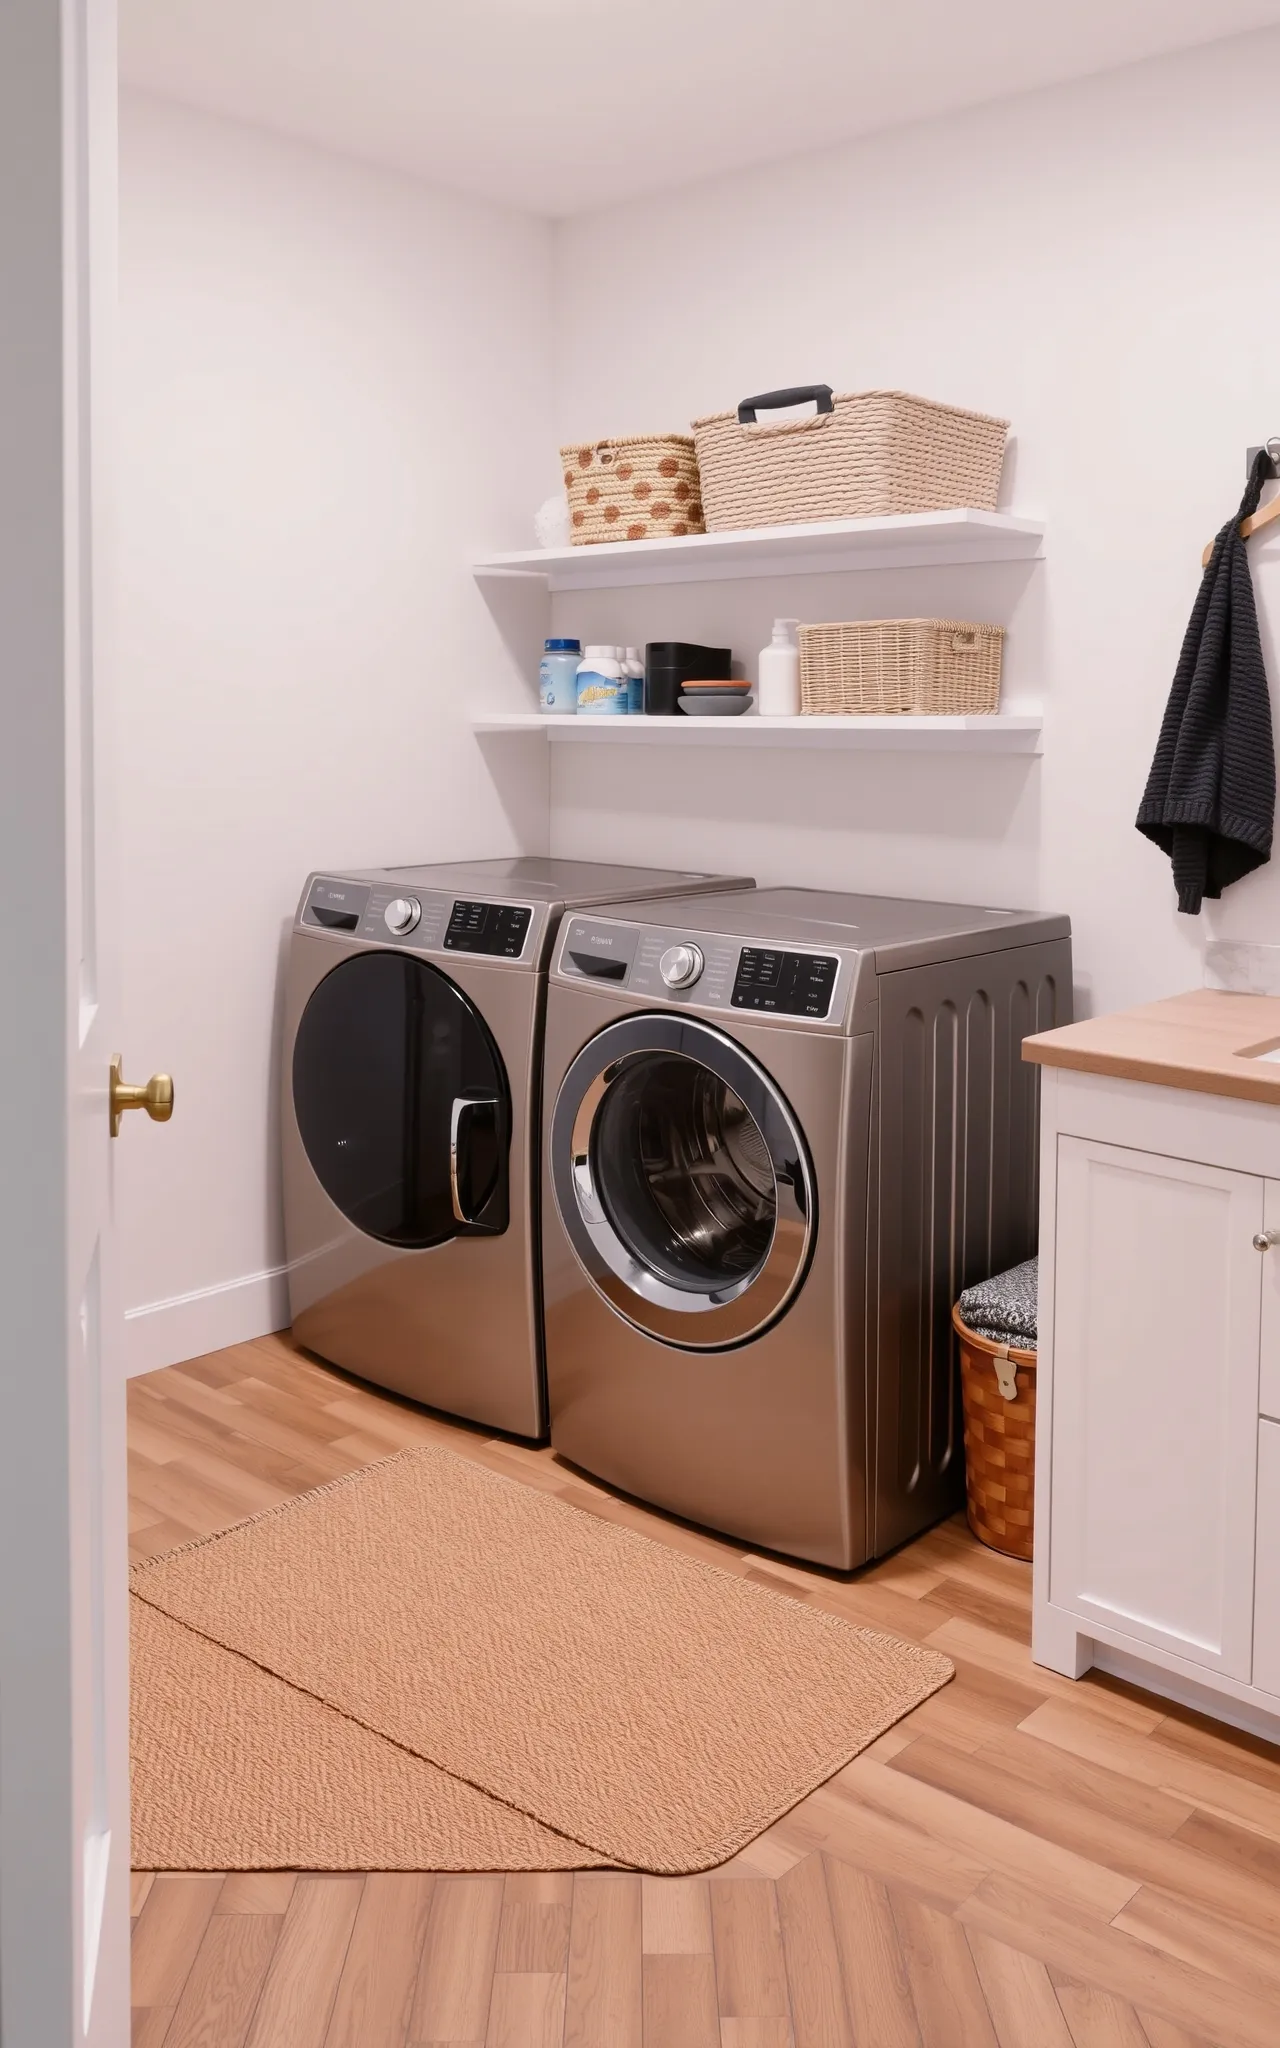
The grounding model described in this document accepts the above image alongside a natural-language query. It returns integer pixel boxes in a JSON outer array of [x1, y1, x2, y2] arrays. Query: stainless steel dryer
[[282, 858, 752, 1436], [541, 887, 1072, 1567]]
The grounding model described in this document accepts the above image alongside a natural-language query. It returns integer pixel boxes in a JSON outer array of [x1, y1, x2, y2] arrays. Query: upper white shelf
[[472, 509, 1044, 591], [472, 711, 1043, 754]]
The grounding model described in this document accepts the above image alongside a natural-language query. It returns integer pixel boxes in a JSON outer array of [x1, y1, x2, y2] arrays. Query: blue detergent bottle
[[539, 638, 582, 715]]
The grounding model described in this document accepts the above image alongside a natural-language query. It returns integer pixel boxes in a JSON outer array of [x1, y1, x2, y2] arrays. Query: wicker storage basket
[[561, 435, 705, 547], [799, 619, 1003, 716], [953, 1304, 1036, 1561], [691, 386, 1009, 532]]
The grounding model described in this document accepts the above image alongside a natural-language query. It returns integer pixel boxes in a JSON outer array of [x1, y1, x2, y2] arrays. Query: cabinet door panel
[[1255, 1421, 1280, 1697], [1260, 1184, 1280, 1422], [1050, 1138, 1262, 1676]]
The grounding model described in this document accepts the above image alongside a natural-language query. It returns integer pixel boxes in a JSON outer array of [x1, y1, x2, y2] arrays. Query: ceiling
[[119, 0, 1280, 217]]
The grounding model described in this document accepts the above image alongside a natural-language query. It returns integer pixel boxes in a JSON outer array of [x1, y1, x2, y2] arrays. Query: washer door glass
[[293, 952, 510, 1248], [551, 1014, 815, 1349]]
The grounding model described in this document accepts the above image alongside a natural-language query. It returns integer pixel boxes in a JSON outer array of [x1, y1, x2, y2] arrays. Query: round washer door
[[293, 951, 510, 1248], [550, 1013, 816, 1350]]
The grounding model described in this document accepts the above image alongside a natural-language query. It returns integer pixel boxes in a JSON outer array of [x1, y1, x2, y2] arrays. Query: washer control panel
[[557, 918, 848, 1024], [732, 947, 839, 1018], [299, 877, 538, 963]]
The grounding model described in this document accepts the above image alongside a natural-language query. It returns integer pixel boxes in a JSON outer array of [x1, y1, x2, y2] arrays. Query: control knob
[[384, 896, 421, 935], [659, 942, 704, 990]]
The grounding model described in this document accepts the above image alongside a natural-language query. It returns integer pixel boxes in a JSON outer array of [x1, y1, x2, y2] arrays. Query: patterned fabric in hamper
[[957, 1256, 1038, 1350], [561, 436, 705, 546]]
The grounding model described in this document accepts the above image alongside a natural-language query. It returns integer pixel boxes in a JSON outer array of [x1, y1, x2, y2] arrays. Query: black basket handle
[[737, 385, 834, 424]]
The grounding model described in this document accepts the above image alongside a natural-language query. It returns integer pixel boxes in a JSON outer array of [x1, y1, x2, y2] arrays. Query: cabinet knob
[[1254, 1230, 1280, 1252]]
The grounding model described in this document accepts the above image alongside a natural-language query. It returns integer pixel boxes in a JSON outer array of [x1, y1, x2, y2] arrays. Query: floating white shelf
[[471, 711, 1043, 753], [472, 509, 1044, 591]]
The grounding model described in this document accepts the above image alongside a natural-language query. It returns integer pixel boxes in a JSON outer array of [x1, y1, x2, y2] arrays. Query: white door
[[1049, 1136, 1262, 1679], [1, 4, 144, 2043]]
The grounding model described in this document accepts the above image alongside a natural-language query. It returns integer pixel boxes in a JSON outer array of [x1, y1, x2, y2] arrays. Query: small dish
[[678, 692, 754, 717]]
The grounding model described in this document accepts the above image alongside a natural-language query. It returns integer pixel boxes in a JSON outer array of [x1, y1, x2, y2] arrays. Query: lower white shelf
[[471, 710, 1043, 753]]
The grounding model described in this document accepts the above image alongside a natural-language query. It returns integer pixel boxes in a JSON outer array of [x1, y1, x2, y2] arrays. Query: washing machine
[[541, 887, 1072, 1567], [282, 858, 753, 1437]]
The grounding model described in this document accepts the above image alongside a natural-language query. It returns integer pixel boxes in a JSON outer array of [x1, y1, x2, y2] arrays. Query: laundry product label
[[575, 672, 628, 714]]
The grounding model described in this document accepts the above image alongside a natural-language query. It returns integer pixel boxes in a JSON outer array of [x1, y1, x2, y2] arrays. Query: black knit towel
[[1136, 449, 1276, 914]]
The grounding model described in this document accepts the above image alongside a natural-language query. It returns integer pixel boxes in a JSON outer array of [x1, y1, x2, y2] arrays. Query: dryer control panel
[[557, 917, 849, 1024], [444, 900, 532, 957]]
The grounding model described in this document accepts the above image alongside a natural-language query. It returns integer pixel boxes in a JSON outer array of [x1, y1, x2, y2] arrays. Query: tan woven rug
[[131, 1445, 952, 1873]]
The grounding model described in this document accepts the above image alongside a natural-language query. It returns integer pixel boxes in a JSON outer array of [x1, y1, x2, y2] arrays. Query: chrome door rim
[[550, 1013, 816, 1350]]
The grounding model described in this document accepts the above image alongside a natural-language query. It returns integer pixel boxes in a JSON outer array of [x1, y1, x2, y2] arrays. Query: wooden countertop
[[1023, 988, 1280, 1107]]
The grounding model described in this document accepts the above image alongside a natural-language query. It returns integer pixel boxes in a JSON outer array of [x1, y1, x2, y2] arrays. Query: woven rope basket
[[561, 436, 705, 547], [799, 619, 1003, 716], [691, 390, 1008, 532], [953, 1305, 1036, 1561]]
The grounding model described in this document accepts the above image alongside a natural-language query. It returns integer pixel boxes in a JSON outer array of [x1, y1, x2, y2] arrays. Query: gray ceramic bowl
[[678, 692, 754, 717]]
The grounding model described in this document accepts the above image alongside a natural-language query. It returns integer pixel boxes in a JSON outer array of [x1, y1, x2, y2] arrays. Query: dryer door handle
[[450, 1094, 501, 1225]]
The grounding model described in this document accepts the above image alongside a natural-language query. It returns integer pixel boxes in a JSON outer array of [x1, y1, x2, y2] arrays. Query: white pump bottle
[[757, 618, 801, 717]]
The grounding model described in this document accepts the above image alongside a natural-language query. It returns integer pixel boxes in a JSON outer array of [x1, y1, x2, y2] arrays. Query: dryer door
[[550, 1014, 816, 1349], [293, 951, 510, 1247]]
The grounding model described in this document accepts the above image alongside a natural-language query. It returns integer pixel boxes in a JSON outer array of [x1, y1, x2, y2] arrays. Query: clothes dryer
[[282, 858, 752, 1436], [541, 888, 1071, 1566]]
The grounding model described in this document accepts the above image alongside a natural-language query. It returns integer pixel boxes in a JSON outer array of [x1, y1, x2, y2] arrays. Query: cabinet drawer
[[1256, 1421, 1280, 1697]]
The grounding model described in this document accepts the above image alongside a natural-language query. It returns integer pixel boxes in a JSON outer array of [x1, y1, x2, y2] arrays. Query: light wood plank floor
[[129, 1331, 1280, 2047]]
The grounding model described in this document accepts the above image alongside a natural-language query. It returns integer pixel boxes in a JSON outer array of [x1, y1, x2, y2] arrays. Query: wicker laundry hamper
[[561, 435, 705, 546], [691, 386, 1009, 532], [799, 619, 1003, 716], [953, 1303, 1037, 1561]]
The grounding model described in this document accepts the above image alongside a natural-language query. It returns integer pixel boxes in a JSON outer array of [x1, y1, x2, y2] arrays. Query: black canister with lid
[[644, 641, 732, 716]]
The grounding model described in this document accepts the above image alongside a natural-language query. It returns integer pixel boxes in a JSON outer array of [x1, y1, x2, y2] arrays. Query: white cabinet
[[1031, 1065, 1280, 1730], [1261, 1182, 1280, 1421], [1048, 1138, 1262, 1679], [1256, 1422, 1280, 1698]]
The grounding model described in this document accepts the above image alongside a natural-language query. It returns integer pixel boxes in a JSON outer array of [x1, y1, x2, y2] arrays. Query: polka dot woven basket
[[560, 435, 705, 546]]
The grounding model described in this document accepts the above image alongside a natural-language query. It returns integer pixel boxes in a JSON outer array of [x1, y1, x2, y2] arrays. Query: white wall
[[548, 28, 1280, 1023], [118, 94, 554, 1371], [120, 31, 1280, 1370]]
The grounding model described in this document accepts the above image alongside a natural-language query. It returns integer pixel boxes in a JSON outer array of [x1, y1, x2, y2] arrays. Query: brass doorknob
[[109, 1055, 175, 1138]]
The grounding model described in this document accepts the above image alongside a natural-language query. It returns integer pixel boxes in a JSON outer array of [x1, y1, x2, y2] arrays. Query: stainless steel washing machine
[[541, 887, 1072, 1566], [282, 858, 752, 1436]]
